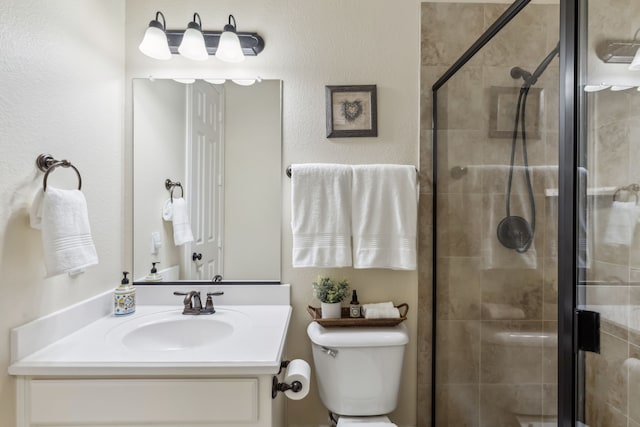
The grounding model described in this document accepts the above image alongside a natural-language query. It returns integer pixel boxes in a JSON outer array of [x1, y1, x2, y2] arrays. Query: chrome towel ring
[[165, 178, 184, 202], [36, 154, 82, 192]]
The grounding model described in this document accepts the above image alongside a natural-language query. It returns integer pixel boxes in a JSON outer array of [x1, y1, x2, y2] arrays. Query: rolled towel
[[364, 307, 401, 319], [361, 301, 394, 316]]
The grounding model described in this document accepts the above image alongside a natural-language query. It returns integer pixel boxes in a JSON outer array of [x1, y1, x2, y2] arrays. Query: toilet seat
[[336, 415, 397, 426]]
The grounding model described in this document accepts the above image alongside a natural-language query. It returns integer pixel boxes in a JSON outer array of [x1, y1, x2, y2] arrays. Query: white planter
[[321, 302, 342, 319]]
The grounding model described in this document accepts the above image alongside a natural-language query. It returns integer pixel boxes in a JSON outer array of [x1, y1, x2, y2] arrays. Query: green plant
[[312, 276, 350, 304]]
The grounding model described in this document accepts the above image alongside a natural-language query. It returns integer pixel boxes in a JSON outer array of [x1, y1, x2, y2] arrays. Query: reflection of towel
[[481, 303, 525, 320], [30, 188, 99, 277], [603, 201, 640, 247], [171, 198, 194, 246], [291, 163, 353, 268], [351, 165, 418, 270]]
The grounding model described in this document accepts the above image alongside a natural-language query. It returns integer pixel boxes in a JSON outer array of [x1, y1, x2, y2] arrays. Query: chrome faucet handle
[[191, 291, 203, 310], [202, 291, 224, 314]]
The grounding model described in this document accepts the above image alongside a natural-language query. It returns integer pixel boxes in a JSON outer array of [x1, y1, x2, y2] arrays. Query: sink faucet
[[173, 290, 224, 315]]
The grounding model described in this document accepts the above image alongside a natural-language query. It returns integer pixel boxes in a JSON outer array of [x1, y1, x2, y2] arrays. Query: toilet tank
[[306, 322, 409, 416]]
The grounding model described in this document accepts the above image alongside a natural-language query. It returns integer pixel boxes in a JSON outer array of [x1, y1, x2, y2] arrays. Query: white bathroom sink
[[121, 317, 234, 351], [105, 308, 250, 353]]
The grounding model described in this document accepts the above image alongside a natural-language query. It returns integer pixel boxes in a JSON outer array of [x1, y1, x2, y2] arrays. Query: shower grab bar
[[285, 165, 419, 178]]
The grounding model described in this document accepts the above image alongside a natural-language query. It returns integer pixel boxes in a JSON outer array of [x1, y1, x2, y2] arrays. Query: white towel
[[364, 307, 400, 319], [603, 201, 640, 247], [361, 301, 394, 316], [30, 188, 98, 277], [351, 165, 417, 270], [171, 197, 194, 246], [291, 163, 352, 268]]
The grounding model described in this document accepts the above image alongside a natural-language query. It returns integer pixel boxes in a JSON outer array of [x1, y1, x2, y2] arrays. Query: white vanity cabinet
[[9, 286, 293, 427], [16, 376, 284, 427]]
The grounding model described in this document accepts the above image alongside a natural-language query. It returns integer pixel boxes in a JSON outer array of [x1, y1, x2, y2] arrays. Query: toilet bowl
[[306, 322, 408, 426]]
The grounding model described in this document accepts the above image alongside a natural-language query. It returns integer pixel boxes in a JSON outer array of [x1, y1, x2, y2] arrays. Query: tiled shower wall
[[419, 3, 559, 426]]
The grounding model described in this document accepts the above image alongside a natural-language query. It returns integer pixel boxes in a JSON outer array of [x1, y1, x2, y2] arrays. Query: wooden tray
[[306, 303, 409, 327]]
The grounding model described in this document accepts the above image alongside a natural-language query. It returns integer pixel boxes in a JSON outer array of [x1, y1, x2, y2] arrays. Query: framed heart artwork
[[325, 84, 378, 138]]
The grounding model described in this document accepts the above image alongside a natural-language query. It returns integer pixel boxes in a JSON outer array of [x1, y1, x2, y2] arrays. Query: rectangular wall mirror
[[132, 79, 282, 283]]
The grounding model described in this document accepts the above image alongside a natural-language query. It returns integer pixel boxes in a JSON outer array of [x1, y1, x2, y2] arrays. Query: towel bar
[[165, 178, 184, 202], [36, 154, 82, 192], [285, 164, 419, 178]]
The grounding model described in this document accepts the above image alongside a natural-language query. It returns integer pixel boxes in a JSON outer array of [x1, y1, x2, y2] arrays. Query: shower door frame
[[429, 0, 580, 425]]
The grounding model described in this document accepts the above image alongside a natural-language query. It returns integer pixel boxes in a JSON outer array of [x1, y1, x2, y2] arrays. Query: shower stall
[[424, 0, 640, 426]]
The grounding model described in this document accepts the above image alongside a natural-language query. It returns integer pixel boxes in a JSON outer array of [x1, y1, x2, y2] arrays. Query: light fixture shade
[[629, 47, 640, 70], [178, 14, 208, 61], [216, 15, 245, 63], [138, 13, 171, 60]]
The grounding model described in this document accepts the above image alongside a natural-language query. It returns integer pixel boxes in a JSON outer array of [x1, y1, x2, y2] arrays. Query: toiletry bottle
[[114, 272, 136, 316], [145, 262, 162, 281], [349, 290, 361, 318]]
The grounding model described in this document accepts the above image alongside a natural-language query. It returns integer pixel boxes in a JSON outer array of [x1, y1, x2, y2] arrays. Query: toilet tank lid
[[307, 322, 409, 347]]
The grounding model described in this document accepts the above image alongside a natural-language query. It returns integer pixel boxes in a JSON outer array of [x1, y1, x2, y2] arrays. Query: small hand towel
[[351, 165, 418, 270], [291, 163, 353, 268], [364, 307, 401, 319], [361, 301, 395, 316], [171, 197, 194, 246], [30, 188, 99, 277], [603, 201, 640, 247]]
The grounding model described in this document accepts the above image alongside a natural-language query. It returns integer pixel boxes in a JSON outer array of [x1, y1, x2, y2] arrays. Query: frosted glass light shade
[[216, 31, 245, 63], [629, 48, 640, 70], [178, 27, 208, 61], [138, 25, 171, 60]]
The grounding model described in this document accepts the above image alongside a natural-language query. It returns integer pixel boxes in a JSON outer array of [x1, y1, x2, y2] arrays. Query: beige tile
[[421, 3, 486, 67], [585, 285, 629, 340], [437, 193, 484, 257], [437, 257, 481, 320], [480, 266, 544, 320], [542, 383, 557, 417], [543, 321, 558, 385], [436, 320, 480, 384], [543, 258, 558, 320], [479, 384, 542, 426], [593, 121, 630, 189], [435, 384, 479, 427], [441, 67, 486, 132], [629, 351, 640, 423], [585, 391, 628, 427], [585, 260, 629, 285], [437, 130, 485, 195], [480, 321, 543, 384], [585, 332, 629, 415], [630, 288, 640, 346]]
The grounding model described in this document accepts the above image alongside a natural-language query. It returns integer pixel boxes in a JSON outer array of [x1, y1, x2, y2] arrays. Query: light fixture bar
[[165, 30, 265, 56]]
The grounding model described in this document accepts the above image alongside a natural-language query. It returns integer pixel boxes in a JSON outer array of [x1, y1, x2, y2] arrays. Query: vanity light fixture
[[139, 11, 265, 61], [138, 11, 171, 60], [178, 13, 208, 61], [232, 77, 262, 86], [216, 15, 245, 63], [629, 29, 640, 70], [205, 79, 227, 85]]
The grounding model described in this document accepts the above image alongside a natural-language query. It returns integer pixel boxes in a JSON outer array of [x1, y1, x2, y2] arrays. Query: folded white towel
[[351, 165, 417, 270], [30, 188, 99, 277], [361, 301, 395, 315], [364, 307, 401, 319], [171, 197, 194, 246], [603, 201, 640, 247], [291, 163, 353, 267]]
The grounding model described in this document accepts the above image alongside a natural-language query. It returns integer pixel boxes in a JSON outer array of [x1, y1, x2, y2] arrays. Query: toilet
[[306, 322, 409, 426]]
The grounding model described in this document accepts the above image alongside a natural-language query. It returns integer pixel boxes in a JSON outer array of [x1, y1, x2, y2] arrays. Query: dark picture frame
[[325, 85, 378, 138]]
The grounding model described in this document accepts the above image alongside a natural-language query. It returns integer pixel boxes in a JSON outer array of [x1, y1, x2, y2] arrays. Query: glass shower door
[[575, 0, 640, 425], [429, 1, 560, 425]]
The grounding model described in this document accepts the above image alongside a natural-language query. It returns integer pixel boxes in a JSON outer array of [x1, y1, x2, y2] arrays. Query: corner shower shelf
[[306, 304, 409, 327]]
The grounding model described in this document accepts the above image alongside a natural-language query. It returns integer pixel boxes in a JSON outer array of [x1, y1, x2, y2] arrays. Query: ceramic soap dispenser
[[114, 272, 136, 316]]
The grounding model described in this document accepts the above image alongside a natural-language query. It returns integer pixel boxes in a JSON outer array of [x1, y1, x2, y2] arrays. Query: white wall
[[132, 79, 186, 280], [0, 1, 125, 426], [126, 1, 420, 425], [224, 80, 282, 280]]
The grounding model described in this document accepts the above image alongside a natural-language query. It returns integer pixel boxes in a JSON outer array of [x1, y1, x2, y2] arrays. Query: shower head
[[510, 66, 532, 82]]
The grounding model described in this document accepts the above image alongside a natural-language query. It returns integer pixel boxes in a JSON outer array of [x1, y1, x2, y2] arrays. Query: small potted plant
[[313, 276, 349, 319]]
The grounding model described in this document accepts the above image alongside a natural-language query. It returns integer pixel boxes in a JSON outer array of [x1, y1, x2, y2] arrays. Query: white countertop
[[9, 285, 291, 376]]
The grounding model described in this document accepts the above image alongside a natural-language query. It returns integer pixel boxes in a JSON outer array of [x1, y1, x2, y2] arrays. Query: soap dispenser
[[145, 262, 163, 282], [114, 272, 136, 316]]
